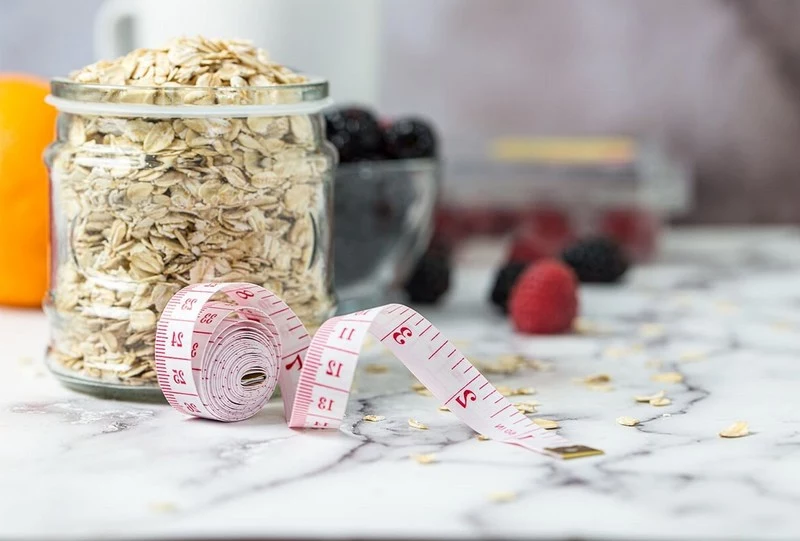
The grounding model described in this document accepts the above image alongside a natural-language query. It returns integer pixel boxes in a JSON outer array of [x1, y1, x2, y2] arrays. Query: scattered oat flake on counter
[[587, 383, 614, 392], [408, 418, 428, 430], [410, 381, 426, 391], [715, 300, 740, 314], [579, 373, 611, 385], [149, 502, 178, 513], [770, 321, 793, 331], [476, 434, 490, 441], [645, 359, 663, 369], [649, 396, 671, 407], [364, 363, 389, 374], [415, 388, 433, 397], [679, 350, 707, 362], [479, 354, 528, 375], [603, 346, 631, 359], [719, 421, 749, 438], [639, 323, 665, 338], [634, 390, 665, 403], [362, 415, 385, 422], [617, 416, 640, 427], [574, 317, 611, 335], [527, 358, 554, 371], [651, 371, 684, 384], [533, 418, 559, 429], [514, 402, 537, 414], [488, 491, 517, 503], [438, 405, 450, 412], [411, 453, 437, 464], [514, 387, 536, 396]]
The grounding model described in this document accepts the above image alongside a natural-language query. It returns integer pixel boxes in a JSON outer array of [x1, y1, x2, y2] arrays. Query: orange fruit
[[0, 74, 57, 307]]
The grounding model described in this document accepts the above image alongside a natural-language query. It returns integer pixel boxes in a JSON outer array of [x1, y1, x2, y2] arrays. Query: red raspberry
[[599, 207, 658, 261], [507, 232, 558, 263], [508, 259, 579, 334], [507, 222, 574, 263], [523, 206, 573, 240]]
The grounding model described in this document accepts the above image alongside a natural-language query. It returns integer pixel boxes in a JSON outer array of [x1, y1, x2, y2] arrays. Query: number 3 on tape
[[154, 283, 603, 460]]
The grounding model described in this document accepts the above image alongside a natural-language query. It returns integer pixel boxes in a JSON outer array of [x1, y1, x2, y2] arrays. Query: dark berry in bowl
[[324, 107, 383, 163], [383, 118, 438, 160]]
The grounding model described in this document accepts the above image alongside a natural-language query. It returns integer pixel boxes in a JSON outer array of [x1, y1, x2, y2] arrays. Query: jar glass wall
[[44, 79, 336, 399]]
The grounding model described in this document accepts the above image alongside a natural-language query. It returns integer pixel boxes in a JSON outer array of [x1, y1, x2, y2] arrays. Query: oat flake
[[651, 372, 684, 384], [411, 453, 437, 464], [719, 421, 749, 438]]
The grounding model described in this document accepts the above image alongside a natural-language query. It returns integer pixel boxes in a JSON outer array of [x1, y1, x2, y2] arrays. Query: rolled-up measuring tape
[[155, 282, 602, 460]]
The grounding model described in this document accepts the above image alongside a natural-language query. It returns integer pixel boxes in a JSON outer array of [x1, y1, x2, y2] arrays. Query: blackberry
[[489, 261, 527, 313], [324, 107, 383, 163], [382, 118, 437, 160], [561, 237, 629, 283], [403, 249, 451, 304]]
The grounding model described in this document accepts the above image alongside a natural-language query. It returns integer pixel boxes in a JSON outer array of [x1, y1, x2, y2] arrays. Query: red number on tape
[[455, 389, 477, 408], [172, 369, 186, 385], [200, 313, 217, 324], [235, 289, 254, 299], [392, 327, 412, 345], [171, 332, 183, 347], [325, 360, 343, 378], [317, 397, 334, 411], [338, 328, 355, 341], [182, 298, 196, 310], [191, 343, 198, 358], [286, 354, 303, 371]]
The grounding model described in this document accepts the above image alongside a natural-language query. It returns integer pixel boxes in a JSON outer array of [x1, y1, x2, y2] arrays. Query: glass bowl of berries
[[326, 107, 441, 311]]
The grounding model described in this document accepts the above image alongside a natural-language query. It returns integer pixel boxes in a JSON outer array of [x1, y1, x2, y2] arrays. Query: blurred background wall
[[2, 0, 800, 223]]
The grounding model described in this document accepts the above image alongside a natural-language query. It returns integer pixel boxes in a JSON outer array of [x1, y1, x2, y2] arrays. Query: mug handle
[[93, 0, 138, 59]]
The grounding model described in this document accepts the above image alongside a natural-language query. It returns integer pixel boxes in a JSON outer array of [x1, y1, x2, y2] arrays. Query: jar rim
[[47, 76, 332, 118]]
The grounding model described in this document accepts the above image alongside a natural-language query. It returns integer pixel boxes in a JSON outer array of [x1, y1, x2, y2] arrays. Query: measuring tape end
[[544, 445, 605, 460]]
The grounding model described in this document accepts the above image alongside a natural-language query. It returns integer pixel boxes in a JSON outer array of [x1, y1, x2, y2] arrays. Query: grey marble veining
[[1, 228, 799, 540]]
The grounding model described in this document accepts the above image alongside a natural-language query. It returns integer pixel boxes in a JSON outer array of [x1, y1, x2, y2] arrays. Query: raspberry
[[561, 237, 629, 283], [507, 228, 570, 263], [403, 248, 451, 304], [489, 261, 527, 313], [508, 259, 578, 334], [523, 206, 573, 240], [599, 207, 658, 261]]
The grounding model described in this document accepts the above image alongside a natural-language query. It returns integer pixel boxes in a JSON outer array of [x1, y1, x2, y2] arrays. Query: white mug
[[94, 0, 381, 107]]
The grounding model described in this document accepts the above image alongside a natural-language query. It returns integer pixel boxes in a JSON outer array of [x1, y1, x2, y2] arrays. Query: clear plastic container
[[43, 78, 336, 399], [437, 136, 692, 261]]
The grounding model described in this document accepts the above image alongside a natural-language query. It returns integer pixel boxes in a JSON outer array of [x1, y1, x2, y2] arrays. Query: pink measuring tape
[[155, 282, 603, 460]]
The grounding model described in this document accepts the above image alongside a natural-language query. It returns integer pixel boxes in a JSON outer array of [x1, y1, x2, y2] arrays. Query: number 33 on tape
[[154, 283, 603, 460]]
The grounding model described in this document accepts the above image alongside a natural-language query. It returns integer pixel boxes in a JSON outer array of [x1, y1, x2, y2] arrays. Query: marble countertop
[[2, 227, 800, 541]]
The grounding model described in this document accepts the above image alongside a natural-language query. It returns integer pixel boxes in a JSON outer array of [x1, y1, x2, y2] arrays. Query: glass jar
[[43, 79, 337, 400]]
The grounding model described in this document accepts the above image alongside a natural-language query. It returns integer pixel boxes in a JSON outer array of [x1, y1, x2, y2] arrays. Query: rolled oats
[[719, 421, 749, 438], [46, 37, 334, 390]]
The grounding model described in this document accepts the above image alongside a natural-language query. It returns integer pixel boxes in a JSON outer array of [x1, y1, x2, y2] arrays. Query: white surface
[[2, 228, 800, 540]]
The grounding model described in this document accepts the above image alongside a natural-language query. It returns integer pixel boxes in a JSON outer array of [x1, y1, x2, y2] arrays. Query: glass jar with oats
[[43, 37, 337, 399]]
